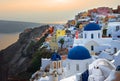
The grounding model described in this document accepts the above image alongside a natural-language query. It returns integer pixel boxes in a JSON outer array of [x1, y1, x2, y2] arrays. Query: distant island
[[0, 20, 41, 34]]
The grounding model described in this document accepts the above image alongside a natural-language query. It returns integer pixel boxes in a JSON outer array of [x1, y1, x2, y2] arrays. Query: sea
[[0, 33, 19, 51]]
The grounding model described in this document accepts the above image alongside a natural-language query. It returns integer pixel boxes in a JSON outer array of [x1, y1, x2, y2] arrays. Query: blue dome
[[51, 53, 61, 61], [84, 23, 101, 31], [68, 46, 91, 60]]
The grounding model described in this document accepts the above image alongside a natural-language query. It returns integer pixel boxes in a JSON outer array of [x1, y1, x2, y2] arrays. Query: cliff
[[0, 25, 53, 80]]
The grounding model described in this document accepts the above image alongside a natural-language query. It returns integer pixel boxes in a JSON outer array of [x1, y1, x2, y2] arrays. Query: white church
[[32, 46, 118, 81], [30, 23, 120, 81], [73, 23, 120, 55], [37, 46, 93, 81]]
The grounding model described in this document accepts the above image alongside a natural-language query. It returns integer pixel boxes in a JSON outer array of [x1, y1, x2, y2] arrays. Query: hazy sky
[[0, 0, 120, 23]]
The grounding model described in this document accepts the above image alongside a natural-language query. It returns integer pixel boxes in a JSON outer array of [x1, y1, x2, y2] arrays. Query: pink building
[[97, 7, 113, 15]]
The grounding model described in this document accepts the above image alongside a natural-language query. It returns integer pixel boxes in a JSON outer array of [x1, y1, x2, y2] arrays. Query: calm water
[[0, 33, 19, 50]]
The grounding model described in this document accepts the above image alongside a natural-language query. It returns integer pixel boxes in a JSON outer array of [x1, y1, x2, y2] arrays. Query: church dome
[[68, 46, 91, 60], [51, 53, 61, 61], [84, 23, 101, 31]]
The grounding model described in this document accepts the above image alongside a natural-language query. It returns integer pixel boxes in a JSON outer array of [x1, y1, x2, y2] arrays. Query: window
[[91, 46, 94, 51], [91, 33, 94, 38], [86, 63, 89, 69], [58, 62, 61, 68], [57, 62, 59, 69], [85, 34, 87, 38], [58, 32, 60, 34], [116, 26, 120, 31], [98, 33, 100, 38], [54, 62, 57, 69], [76, 64, 79, 71], [118, 36, 120, 38], [68, 63, 70, 70], [114, 48, 117, 53], [109, 34, 111, 37]]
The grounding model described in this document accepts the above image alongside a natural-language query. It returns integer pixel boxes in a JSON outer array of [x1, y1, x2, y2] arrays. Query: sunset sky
[[0, 0, 120, 23], [0, 0, 120, 50]]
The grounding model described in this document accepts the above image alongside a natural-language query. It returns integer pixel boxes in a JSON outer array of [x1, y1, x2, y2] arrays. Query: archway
[[85, 40, 99, 55]]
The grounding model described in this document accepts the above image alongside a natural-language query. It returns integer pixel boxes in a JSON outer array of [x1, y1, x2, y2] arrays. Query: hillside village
[[1, 6, 120, 81], [29, 6, 120, 81]]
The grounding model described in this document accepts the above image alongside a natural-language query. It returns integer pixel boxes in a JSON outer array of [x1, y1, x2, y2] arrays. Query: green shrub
[[27, 48, 53, 73]]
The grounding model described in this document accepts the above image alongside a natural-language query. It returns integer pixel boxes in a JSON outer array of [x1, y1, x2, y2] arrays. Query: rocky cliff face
[[0, 25, 50, 80]]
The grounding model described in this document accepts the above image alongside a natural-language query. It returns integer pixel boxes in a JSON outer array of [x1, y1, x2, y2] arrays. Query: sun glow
[[56, 0, 68, 3], [57, 0, 64, 2]]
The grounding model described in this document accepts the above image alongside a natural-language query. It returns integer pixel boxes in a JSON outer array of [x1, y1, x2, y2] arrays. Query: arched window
[[91, 34, 94, 39], [58, 62, 61, 68], [109, 34, 111, 37], [54, 62, 57, 69], [76, 64, 79, 71], [91, 46, 94, 51]]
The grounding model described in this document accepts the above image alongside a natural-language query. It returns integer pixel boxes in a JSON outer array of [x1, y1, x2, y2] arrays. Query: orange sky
[[0, 0, 120, 23]]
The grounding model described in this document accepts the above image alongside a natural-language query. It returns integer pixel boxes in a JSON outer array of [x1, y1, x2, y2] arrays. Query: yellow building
[[56, 30, 66, 39]]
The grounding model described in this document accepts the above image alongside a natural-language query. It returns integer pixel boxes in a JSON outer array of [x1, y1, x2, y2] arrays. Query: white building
[[73, 23, 120, 55], [107, 22, 120, 37], [88, 59, 116, 81], [49, 53, 63, 81], [113, 50, 120, 67], [41, 58, 50, 70], [65, 46, 92, 78], [57, 35, 73, 49], [37, 46, 93, 81], [41, 42, 51, 50], [33, 23, 120, 81], [112, 29, 120, 40]]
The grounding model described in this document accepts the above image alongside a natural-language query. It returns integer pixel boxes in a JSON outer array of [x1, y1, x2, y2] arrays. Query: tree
[[59, 38, 64, 49], [75, 22, 81, 28]]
